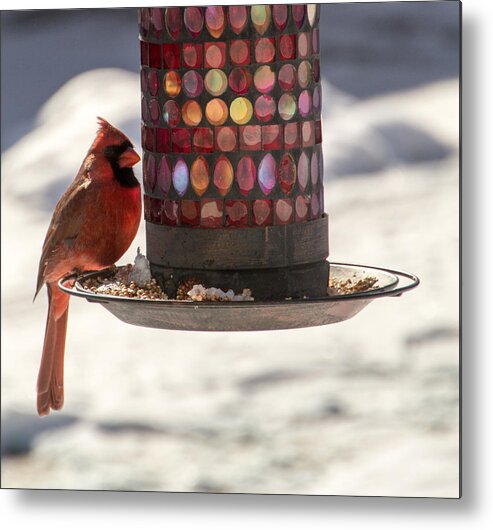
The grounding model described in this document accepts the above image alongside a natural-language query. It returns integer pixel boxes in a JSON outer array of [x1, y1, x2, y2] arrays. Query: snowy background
[[1, 3, 460, 496]]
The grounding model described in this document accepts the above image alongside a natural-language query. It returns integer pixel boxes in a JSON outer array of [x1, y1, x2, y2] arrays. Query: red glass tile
[[230, 40, 251, 66], [151, 8, 163, 38], [254, 65, 275, 94], [141, 70, 148, 94], [149, 98, 160, 125], [165, 7, 183, 40], [284, 122, 300, 149], [236, 156, 256, 195], [163, 200, 179, 226], [163, 100, 181, 127], [252, 200, 273, 226], [144, 153, 156, 193], [278, 63, 297, 91], [156, 128, 171, 153], [273, 4, 288, 31], [258, 154, 277, 195], [183, 43, 203, 68], [228, 5, 248, 34], [140, 8, 150, 36], [262, 125, 283, 151], [143, 126, 154, 151], [279, 34, 296, 61], [297, 32, 311, 58], [162, 43, 180, 69], [205, 42, 227, 68], [182, 71, 204, 98], [205, 6, 226, 39], [274, 199, 293, 225], [184, 7, 204, 39], [312, 28, 320, 54], [148, 43, 161, 68], [172, 128, 191, 153], [157, 156, 172, 194], [190, 156, 210, 196], [193, 127, 214, 153], [150, 198, 162, 224], [254, 95, 276, 122], [140, 41, 148, 66], [225, 200, 249, 227], [181, 200, 200, 226], [311, 151, 319, 187], [239, 125, 261, 151], [148, 70, 159, 96], [313, 58, 321, 82], [229, 67, 252, 95], [201, 199, 224, 228], [310, 192, 320, 219], [255, 37, 275, 63], [215, 126, 237, 152], [315, 120, 322, 144], [297, 151, 310, 191], [278, 153, 296, 194], [292, 4, 306, 29], [213, 156, 234, 196], [298, 90, 312, 118], [302, 121, 315, 147], [143, 194, 151, 220], [295, 195, 310, 222], [141, 96, 149, 123]]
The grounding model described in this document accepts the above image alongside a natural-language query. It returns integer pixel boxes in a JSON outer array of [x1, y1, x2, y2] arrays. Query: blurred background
[[1, 2, 460, 496]]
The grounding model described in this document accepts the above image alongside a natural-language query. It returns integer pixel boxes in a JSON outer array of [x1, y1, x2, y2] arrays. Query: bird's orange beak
[[119, 147, 141, 168]]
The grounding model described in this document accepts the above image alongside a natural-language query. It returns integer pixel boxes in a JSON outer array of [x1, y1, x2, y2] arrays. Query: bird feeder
[[60, 5, 418, 331]]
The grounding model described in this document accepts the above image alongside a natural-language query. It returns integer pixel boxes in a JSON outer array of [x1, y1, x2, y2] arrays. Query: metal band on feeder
[[139, 5, 329, 300]]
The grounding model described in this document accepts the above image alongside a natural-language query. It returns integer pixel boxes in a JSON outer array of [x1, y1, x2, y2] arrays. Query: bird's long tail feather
[[37, 282, 70, 416]]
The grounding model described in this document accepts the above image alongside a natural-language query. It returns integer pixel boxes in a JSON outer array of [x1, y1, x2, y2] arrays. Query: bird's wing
[[35, 158, 95, 298]]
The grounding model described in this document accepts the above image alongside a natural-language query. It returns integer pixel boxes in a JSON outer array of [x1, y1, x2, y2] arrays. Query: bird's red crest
[[91, 117, 133, 152]]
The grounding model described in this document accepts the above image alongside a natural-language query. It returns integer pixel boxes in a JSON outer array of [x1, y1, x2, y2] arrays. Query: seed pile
[[328, 275, 378, 295], [176, 277, 200, 300]]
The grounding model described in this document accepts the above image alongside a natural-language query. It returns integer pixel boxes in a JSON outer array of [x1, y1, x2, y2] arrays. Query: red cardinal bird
[[34, 117, 142, 416]]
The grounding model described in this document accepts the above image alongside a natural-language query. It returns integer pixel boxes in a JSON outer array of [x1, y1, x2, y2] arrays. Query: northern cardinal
[[34, 117, 142, 416]]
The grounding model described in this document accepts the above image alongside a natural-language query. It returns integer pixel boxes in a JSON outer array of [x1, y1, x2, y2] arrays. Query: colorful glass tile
[[254, 95, 276, 122], [312, 28, 320, 54], [148, 43, 161, 68], [151, 8, 163, 38], [298, 90, 312, 118], [254, 65, 275, 94], [193, 127, 214, 153], [149, 98, 160, 124], [258, 154, 276, 195], [182, 70, 203, 98], [163, 71, 181, 97], [157, 156, 172, 194], [143, 125, 154, 151], [150, 197, 162, 224], [295, 195, 310, 222], [251, 5, 271, 35], [190, 156, 210, 196], [165, 7, 182, 40], [204, 69, 228, 96], [140, 8, 150, 36], [173, 158, 189, 196], [163, 199, 179, 225], [162, 43, 180, 69], [302, 120, 315, 147], [252, 200, 273, 226], [201, 199, 224, 228], [278, 93, 297, 120], [228, 5, 248, 34], [140, 41, 148, 66], [141, 96, 149, 122], [156, 127, 171, 153], [230, 97, 253, 125], [230, 40, 251, 66], [147, 70, 158, 96], [278, 63, 297, 91], [205, 98, 229, 126], [143, 194, 151, 220], [297, 32, 311, 58], [205, 6, 226, 38], [315, 120, 322, 144], [239, 125, 262, 151], [307, 4, 318, 27], [278, 153, 296, 194], [215, 126, 237, 152], [183, 43, 203, 68], [298, 60, 312, 89], [236, 156, 256, 195], [292, 4, 306, 29], [213, 156, 234, 196], [225, 200, 249, 227], [163, 100, 181, 127], [144, 153, 156, 192], [181, 200, 200, 226], [262, 125, 282, 150], [272, 4, 288, 31], [313, 85, 321, 114], [205, 42, 226, 68], [184, 7, 204, 39], [311, 151, 319, 187], [172, 128, 191, 153], [274, 199, 293, 225], [279, 34, 296, 61], [255, 37, 275, 63], [229, 67, 252, 95], [310, 192, 320, 219], [182, 100, 203, 127], [313, 58, 321, 82], [284, 122, 300, 149], [297, 151, 309, 191]]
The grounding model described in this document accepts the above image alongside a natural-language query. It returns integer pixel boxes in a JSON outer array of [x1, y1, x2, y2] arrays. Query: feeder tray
[[58, 262, 419, 332]]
